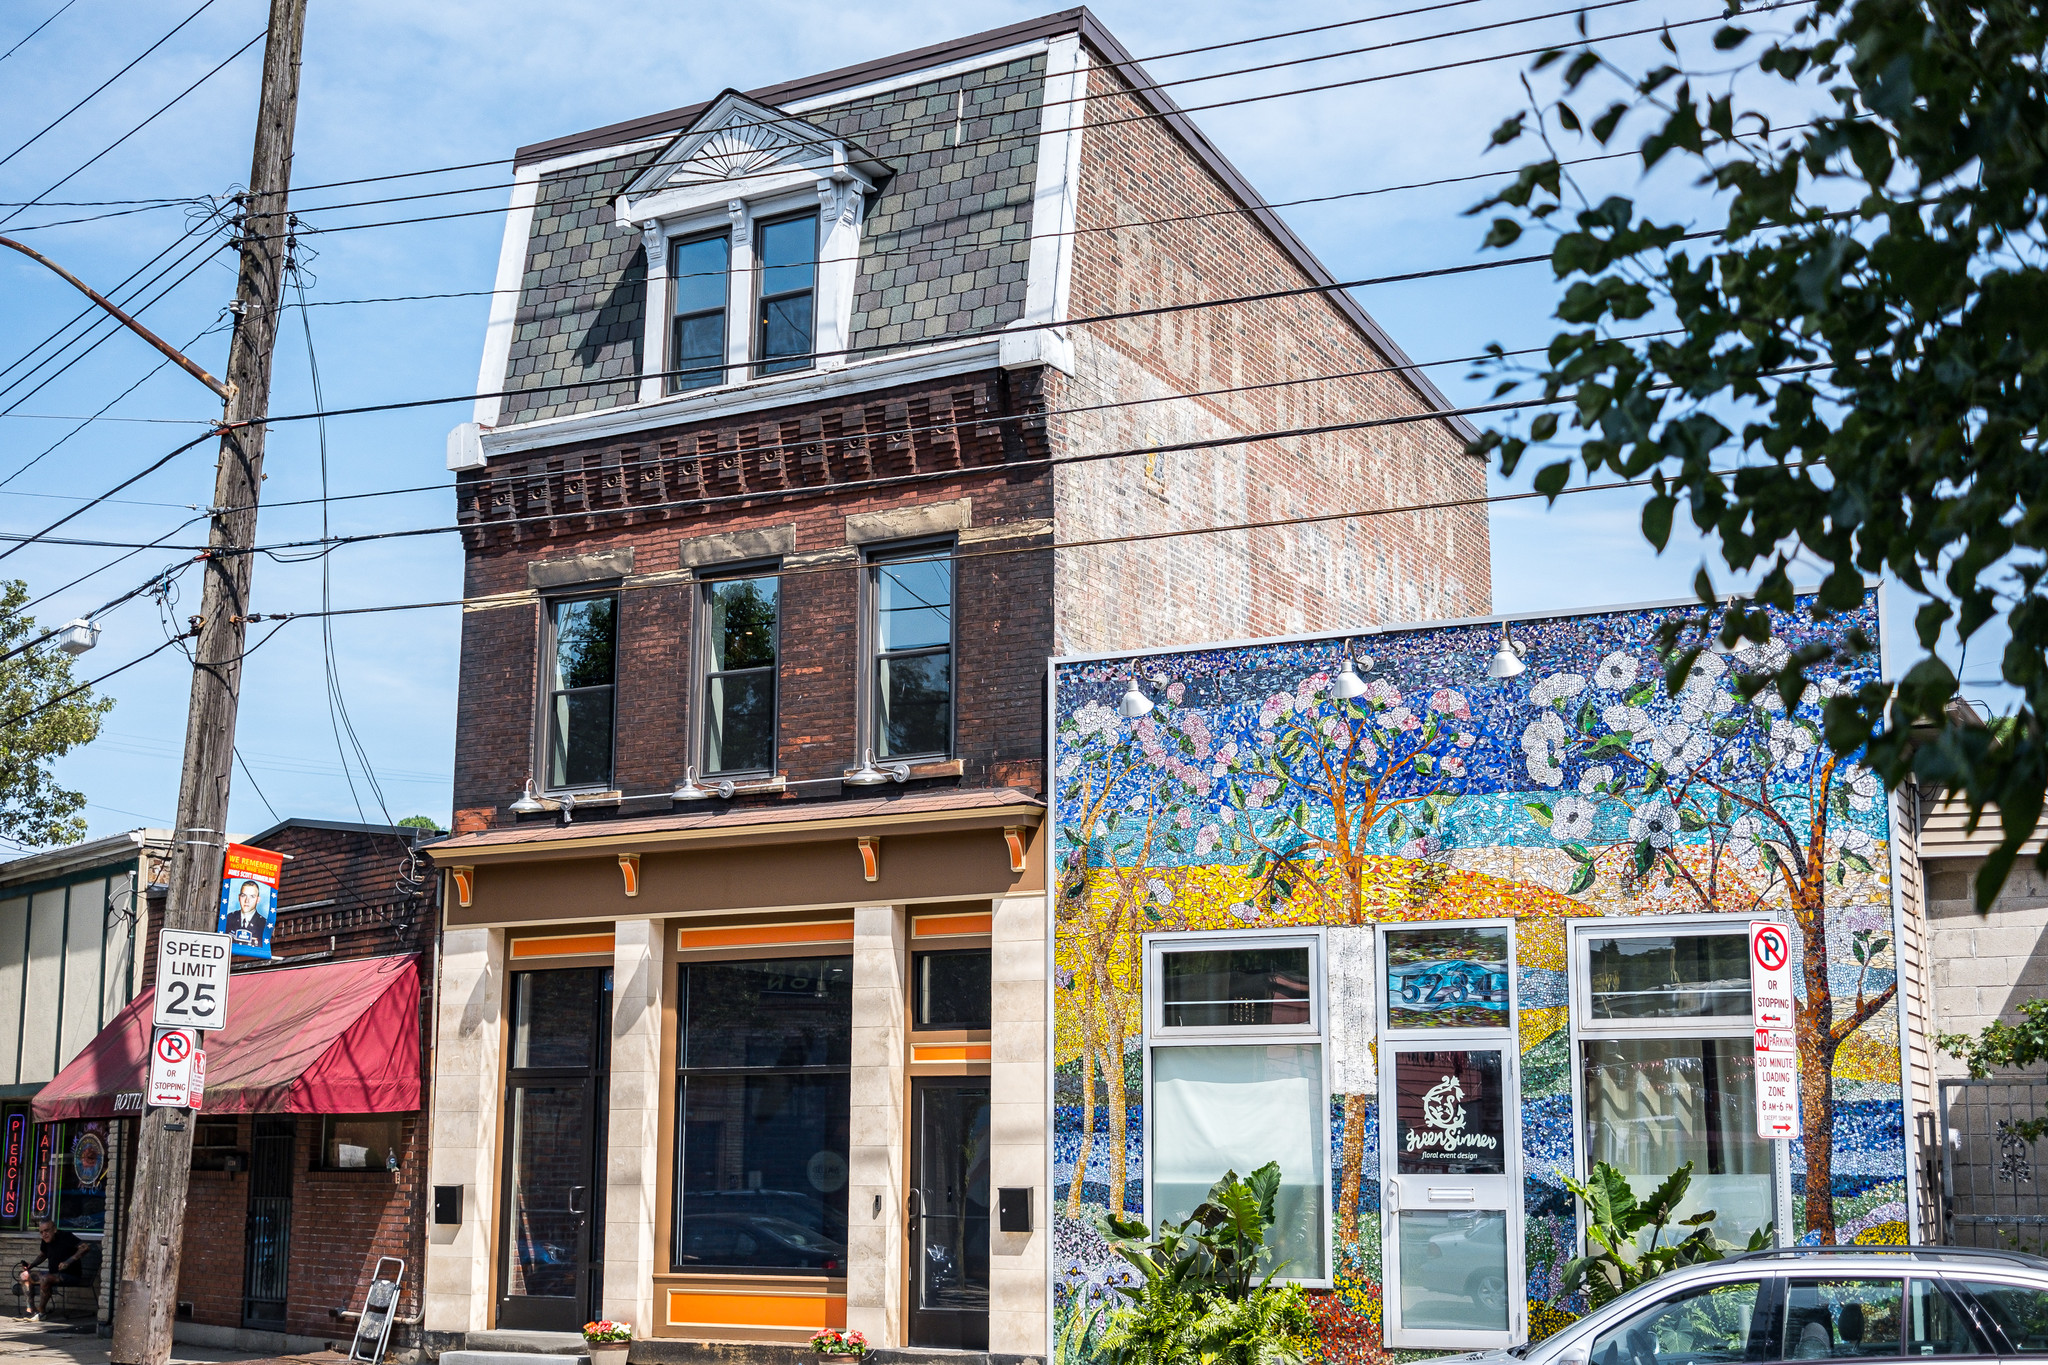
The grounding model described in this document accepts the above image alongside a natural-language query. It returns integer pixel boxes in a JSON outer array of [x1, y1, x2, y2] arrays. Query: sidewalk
[[0, 1315, 289, 1364]]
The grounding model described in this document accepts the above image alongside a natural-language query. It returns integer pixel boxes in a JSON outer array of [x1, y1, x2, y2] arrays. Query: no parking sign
[[1750, 921, 1800, 1138], [1750, 920, 1793, 1029]]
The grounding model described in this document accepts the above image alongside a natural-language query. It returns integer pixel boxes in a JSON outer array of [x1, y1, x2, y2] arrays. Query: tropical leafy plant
[[1561, 1160, 1774, 1309], [1092, 1163, 1316, 1365]]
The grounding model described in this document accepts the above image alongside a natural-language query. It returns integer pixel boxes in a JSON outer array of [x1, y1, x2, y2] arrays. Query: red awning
[[33, 954, 420, 1121]]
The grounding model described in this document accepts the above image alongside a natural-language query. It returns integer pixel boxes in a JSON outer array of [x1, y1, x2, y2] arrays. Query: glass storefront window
[[1151, 1043, 1326, 1279], [1398, 1211, 1510, 1332], [53, 1119, 110, 1233], [912, 950, 990, 1030], [317, 1115, 404, 1171], [674, 956, 852, 1275], [512, 970, 601, 1069], [1159, 946, 1312, 1029], [1581, 1037, 1775, 1245], [1384, 925, 1510, 1030], [1586, 932, 1751, 1021]]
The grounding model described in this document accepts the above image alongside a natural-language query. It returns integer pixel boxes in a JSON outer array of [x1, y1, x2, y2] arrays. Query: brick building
[[422, 8, 1486, 1357], [36, 818, 437, 1353]]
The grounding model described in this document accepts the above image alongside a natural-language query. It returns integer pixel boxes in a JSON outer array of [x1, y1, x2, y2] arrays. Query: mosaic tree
[[1212, 669, 1481, 1241], [1053, 695, 1216, 1219], [1518, 641, 1890, 1243]]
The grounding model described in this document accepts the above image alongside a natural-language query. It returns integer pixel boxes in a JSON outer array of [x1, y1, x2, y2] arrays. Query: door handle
[[906, 1189, 922, 1230], [567, 1185, 587, 1216], [1384, 1180, 1399, 1212]]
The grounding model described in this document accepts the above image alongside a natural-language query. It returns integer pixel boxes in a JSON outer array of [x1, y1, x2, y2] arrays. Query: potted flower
[[810, 1327, 868, 1360], [582, 1320, 632, 1365]]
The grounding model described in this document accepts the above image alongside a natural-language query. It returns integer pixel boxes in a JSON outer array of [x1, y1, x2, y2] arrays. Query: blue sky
[[0, 0, 2011, 844]]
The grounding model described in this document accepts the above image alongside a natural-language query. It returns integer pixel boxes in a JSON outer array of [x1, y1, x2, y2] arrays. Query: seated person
[[1838, 1302, 1867, 1354], [16, 1219, 87, 1321]]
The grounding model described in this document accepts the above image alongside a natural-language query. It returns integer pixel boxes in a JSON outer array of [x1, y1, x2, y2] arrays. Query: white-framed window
[[865, 542, 955, 763], [617, 94, 881, 405], [1142, 930, 1329, 1284], [1569, 917, 1781, 1249]]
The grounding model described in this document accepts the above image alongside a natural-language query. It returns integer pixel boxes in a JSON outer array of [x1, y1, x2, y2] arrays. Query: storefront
[[421, 789, 1046, 1351], [1049, 592, 1917, 1362]]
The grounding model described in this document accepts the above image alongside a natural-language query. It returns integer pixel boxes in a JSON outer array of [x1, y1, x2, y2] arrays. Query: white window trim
[[1571, 914, 1763, 1039], [1564, 913, 1794, 1256], [1376, 919, 1519, 1042], [1141, 928, 1333, 1288], [629, 172, 870, 404]]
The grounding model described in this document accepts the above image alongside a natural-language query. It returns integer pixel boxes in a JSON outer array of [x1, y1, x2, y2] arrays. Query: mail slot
[[1427, 1187, 1477, 1202]]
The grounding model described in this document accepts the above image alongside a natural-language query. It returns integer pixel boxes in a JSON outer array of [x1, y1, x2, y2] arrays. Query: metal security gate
[[243, 1117, 295, 1330], [1936, 1078, 2048, 1249]]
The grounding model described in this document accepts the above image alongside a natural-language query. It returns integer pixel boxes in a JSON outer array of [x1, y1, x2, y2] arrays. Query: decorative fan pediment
[[620, 92, 889, 208]]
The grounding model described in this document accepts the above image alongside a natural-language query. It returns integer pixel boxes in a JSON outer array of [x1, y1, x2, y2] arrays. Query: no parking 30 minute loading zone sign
[[1751, 920, 1800, 1139]]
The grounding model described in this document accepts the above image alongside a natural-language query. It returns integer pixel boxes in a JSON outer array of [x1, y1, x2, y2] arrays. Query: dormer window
[[618, 92, 889, 403]]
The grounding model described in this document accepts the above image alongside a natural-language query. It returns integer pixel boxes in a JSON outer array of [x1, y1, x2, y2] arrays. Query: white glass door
[[1381, 1043, 1524, 1347]]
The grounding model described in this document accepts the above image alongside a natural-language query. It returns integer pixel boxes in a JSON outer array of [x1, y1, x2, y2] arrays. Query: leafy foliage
[[1560, 1160, 1774, 1308], [0, 581, 110, 848], [398, 814, 440, 831], [1468, 0, 2048, 908], [1092, 1163, 1316, 1365], [1939, 998, 2048, 1081]]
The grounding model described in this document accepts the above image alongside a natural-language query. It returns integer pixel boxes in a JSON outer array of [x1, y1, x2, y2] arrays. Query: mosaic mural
[[1049, 594, 1904, 1364]]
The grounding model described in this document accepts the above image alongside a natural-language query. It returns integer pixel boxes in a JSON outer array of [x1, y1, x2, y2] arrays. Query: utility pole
[[109, 0, 307, 1360]]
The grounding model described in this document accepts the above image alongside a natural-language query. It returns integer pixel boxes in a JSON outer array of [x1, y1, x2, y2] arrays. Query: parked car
[[1438, 1247, 2048, 1365]]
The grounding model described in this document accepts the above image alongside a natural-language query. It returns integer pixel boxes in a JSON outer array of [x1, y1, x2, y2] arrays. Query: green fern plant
[[1560, 1160, 1774, 1309]]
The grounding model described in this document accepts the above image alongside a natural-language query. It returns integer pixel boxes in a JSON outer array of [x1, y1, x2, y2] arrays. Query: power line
[[0, 428, 219, 563], [1, 320, 226, 489], [0, 0, 78, 65], [0, 28, 264, 229], [0, 0, 223, 171]]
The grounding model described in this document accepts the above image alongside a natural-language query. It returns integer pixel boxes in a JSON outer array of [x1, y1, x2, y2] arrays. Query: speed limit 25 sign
[[154, 929, 232, 1031]]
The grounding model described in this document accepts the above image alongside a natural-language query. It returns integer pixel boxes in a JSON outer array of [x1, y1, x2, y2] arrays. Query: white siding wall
[[58, 879, 105, 1071], [0, 897, 24, 1083], [20, 890, 65, 1084]]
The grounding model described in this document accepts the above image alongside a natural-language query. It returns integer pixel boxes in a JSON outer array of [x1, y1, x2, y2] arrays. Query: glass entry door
[[1380, 1043, 1523, 1348], [497, 966, 610, 1332], [907, 1078, 990, 1348]]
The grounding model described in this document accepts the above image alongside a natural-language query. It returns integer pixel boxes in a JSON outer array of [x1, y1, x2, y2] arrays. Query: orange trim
[[618, 853, 641, 897], [510, 932, 615, 959], [665, 1289, 845, 1330], [676, 921, 855, 951], [449, 867, 474, 909], [857, 835, 879, 882], [1003, 825, 1027, 873], [911, 912, 992, 938], [912, 1043, 993, 1063]]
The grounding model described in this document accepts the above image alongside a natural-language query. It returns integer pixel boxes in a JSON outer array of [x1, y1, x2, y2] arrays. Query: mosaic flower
[[1847, 767, 1880, 811], [1428, 688, 1472, 719], [1630, 796, 1681, 848], [1579, 764, 1615, 794], [1070, 700, 1119, 741], [1361, 678, 1401, 708], [1522, 711, 1569, 787], [1595, 651, 1639, 690], [1645, 721, 1708, 768], [1767, 716, 1818, 770], [1194, 825, 1223, 856], [1840, 828, 1876, 858], [1729, 813, 1765, 863], [1603, 703, 1654, 737], [1553, 794, 1597, 842], [1529, 672, 1587, 705], [1442, 755, 1467, 778]]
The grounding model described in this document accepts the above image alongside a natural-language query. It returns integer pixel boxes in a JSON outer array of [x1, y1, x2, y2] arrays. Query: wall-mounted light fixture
[[510, 777, 546, 815], [844, 749, 908, 787], [671, 766, 711, 801], [1332, 653, 1371, 700], [1485, 622, 1526, 679], [1118, 676, 1154, 719]]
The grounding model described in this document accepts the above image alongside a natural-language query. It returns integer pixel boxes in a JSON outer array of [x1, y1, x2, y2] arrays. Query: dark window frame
[[310, 1113, 407, 1173], [694, 565, 781, 778], [864, 539, 956, 763], [671, 954, 854, 1277], [540, 592, 618, 793], [669, 230, 731, 394], [751, 211, 819, 378]]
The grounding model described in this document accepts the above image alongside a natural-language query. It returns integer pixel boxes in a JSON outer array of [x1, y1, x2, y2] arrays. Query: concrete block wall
[[1925, 860, 2048, 1076], [1046, 51, 1491, 655]]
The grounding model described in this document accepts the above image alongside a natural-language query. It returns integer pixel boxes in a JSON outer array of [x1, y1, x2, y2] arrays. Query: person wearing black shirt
[[17, 1220, 85, 1320]]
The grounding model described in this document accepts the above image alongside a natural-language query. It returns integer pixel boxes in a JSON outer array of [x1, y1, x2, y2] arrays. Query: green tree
[[1468, 0, 2048, 909], [0, 582, 111, 847], [397, 815, 440, 831]]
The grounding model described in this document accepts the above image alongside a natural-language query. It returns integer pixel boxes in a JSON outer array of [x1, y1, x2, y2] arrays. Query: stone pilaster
[[602, 918, 665, 1333], [423, 926, 505, 1335], [989, 891, 1049, 1356], [845, 904, 906, 1346]]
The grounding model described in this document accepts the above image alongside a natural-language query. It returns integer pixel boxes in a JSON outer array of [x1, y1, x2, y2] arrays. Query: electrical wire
[[0, 0, 223, 171], [0, 0, 77, 65], [0, 428, 219, 563], [0, 28, 264, 229], [1, 319, 226, 489], [234, 747, 280, 825]]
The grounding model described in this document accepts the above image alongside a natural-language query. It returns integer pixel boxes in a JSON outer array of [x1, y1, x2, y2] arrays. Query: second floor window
[[669, 234, 729, 393], [546, 595, 616, 789], [702, 575, 778, 774], [870, 548, 952, 760], [755, 213, 816, 376]]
